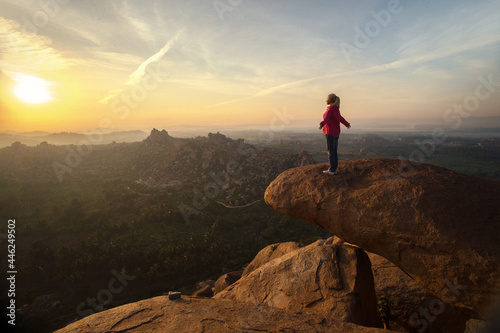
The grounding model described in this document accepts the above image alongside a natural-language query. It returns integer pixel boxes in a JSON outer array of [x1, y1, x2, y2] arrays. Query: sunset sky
[[1, 0, 499, 132]]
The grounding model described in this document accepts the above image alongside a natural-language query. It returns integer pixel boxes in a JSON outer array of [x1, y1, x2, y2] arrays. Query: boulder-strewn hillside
[[1, 129, 329, 332], [0, 129, 313, 207], [264, 158, 500, 319]]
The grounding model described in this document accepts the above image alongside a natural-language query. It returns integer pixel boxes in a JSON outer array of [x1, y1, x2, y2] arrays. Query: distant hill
[[2, 115, 498, 148], [0, 130, 149, 148]]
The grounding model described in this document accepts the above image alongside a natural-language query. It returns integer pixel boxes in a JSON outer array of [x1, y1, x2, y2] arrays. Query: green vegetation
[[377, 295, 393, 329], [6, 178, 330, 332], [0, 133, 330, 332]]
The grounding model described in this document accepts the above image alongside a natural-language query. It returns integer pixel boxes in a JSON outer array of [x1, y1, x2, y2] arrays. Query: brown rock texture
[[215, 238, 382, 328], [193, 280, 215, 297], [55, 296, 393, 333], [264, 159, 500, 319], [242, 241, 303, 277], [464, 319, 487, 333], [193, 285, 213, 297], [214, 270, 243, 294], [369, 252, 469, 332]]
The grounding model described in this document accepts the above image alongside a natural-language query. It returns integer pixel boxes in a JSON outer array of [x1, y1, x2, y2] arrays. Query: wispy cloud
[[99, 31, 182, 104], [205, 75, 335, 109], [0, 17, 71, 74], [1, 0, 498, 129], [207, 1, 500, 110], [125, 32, 181, 86]]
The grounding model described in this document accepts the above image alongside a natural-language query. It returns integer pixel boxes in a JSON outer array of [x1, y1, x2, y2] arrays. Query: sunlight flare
[[12, 74, 54, 104]]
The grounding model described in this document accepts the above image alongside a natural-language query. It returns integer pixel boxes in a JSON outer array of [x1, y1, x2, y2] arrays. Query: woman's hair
[[328, 93, 340, 107]]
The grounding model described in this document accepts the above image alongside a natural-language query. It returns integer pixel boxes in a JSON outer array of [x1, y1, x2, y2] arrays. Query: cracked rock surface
[[55, 296, 391, 333], [215, 237, 382, 328]]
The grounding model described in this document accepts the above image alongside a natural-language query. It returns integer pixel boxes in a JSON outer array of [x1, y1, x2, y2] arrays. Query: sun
[[13, 74, 54, 104]]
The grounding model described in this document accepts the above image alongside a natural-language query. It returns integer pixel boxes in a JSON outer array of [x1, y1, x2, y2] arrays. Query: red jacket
[[320, 105, 350, 136]]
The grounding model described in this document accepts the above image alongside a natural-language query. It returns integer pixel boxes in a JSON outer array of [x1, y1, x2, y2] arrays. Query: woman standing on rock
[[319, 93, 350, 175]]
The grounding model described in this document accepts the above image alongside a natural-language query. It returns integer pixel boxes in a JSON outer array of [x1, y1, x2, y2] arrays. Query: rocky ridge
[[0, 129, 314, 207]]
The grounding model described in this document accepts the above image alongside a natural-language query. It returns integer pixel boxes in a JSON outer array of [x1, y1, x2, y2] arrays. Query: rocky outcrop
[[242, 241, 303, 277], [228, 236, 470, 332], [144, 128, 172, 144], [215, 238, 382, 328], [214, 270, 243, 294], [55, 296, 393, 333], [264, 159, 500, 319]]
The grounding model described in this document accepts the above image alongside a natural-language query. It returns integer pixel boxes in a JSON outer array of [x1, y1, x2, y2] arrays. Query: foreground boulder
[[264, 159, 500, 319], [242, 241, 303, 277], [55, 296, 393, 333], [216, 237, 382, 328]]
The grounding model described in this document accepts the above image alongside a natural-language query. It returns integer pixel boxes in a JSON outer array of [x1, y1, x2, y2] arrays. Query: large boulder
[[55, 296, 393, 333], [242, 241, 303, 277], [264, 159, 500, 319], [216, 238, 382, 328], [243, 237, 470, 332]]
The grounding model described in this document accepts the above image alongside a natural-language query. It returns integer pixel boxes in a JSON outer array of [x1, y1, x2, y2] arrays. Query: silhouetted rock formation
[[215, 237, 383, 328], [144, 128, 172, 145], [264, 158, 500, 319]]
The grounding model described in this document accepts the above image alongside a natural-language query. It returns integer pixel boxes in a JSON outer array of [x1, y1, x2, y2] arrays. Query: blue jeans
[[325, 134, 339, 171]]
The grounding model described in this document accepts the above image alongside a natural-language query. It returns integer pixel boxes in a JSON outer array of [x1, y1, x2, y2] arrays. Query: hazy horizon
[[1, 0, 499, 133], [2, 115, 500, 134], [0, 115, 498, 150]]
